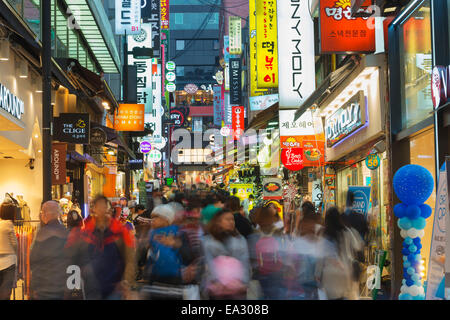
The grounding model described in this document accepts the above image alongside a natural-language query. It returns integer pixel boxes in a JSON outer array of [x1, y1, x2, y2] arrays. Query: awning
[[294, 56, 360, 121], [189, 106, 214, 117], [55, 58, 119, 111], [248, 103, 279, 130], [67, 151, 103, 168]]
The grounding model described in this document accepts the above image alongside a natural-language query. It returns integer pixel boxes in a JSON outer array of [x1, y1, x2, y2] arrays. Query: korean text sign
[[141, 0, 161, 57], [256, 0, 278, 88], [232, 106, 244, 140], [114, 104, 145, 131], [249, 0, 267, 96], [320, 0, 375, 53], [115, 0, 141, 35], [161, 0, 169, 29], [229, 16, 242, 55]]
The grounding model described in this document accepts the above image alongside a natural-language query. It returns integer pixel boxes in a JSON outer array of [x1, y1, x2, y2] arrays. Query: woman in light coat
[[0, 203, 18, 300]]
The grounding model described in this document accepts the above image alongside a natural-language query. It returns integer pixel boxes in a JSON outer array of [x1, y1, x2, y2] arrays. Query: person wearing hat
[[141, 205, 198, 297]]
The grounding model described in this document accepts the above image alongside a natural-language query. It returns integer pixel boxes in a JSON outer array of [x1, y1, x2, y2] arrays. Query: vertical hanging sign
[[229, 58, 242, 105], [256, 0, 278, 88], [161, 0, 170, 29], [229, 16, 242, 55], [142, 0, 161, 57], [213, 85, 222, 126], [128, 23, 153, 114], [115, 0, 141, 35], [277, 0, 316, 108], [232, 106, 244, 140], [52, 143, 67, 185]]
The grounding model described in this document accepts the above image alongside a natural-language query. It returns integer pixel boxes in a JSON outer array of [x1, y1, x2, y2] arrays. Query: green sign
[[366, 153, 380, 170], [165, 178, 174, 186]]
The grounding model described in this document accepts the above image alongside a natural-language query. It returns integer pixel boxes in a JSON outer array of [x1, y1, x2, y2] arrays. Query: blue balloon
[[393, 165, 435, 205], [412, 217, 427, 230], [402, 279, 406, 285], [417, 243, 422, 250], [406, 279, 414, 286], [404, 261, 411, 268], [409, 245, 418, 253], [413, 238, 421, 245], [398, 217, 412, 230], [402, 248, 410, 255], [420, 204, 432, 219], [399, 293, 413, 300], [405, 237, 413, 245], [414, 280, 422, 287], [406, 205, 421, 219], [407, 267, 415, 275], [412, 274, 420, 282], [394, 203, 408, 218], [408, 254, 417, 262], [403, 256, 408, 262]]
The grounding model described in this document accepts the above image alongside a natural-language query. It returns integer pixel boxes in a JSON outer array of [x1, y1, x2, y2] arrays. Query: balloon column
[[393, 164, 434, 300]]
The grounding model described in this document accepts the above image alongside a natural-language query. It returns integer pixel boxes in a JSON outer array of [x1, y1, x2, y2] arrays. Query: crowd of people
[[0, 185, 368, 300]]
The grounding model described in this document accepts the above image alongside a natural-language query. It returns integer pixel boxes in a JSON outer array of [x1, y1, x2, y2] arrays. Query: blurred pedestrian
[[203, 209, 250, 300], [30, 201, 69, 300], [66, 195, 136, 300], [248, 206, 285, 300], [0, 203, 18, 300], [226, 196, 253, 238]]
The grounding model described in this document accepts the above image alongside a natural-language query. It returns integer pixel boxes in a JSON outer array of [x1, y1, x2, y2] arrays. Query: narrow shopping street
[[0, 0, 448, 306]]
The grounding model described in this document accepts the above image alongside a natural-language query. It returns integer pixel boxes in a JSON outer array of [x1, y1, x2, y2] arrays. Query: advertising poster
[[229, 183, 254, 202], [249, 0, 267, 96], [114, 104, 145, 131], [426, 164, 448, 300], [229, 16, 242, 55], [262, 178, 283, 200], [348, 186, 372, 218], [249, 94, 278, 111], [255, 0, 278, 88]]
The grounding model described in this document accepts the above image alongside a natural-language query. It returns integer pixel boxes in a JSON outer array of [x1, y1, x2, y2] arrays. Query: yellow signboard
[[229, 183, 254, 202], [249, 0, 267, 96], [256, 0, 279, 88]]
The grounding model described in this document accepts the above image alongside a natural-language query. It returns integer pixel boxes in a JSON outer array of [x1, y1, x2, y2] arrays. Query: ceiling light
[[19, 60, 28, 78], [34, 134, 38, 138], [38, 149, 42, 153], [102, 101, 110, 110], [108, 150, 115, 155], [35, 89, 43, 93]]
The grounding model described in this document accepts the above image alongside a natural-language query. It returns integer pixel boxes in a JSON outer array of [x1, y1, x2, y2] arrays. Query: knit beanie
[[152, 204, 176, 224]]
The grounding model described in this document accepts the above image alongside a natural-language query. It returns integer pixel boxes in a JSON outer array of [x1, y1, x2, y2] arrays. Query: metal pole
[[42, 0, 52, 201]]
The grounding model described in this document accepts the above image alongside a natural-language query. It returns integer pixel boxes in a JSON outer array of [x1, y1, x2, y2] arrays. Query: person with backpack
[[226, 196, 254, 238], [203, 209, 250, 300], [248, 206, 285, 300], [315, 207, 364, 300], [141, 204, 199, 299]]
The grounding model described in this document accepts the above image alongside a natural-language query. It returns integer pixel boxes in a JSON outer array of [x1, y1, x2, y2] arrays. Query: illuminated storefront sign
[[115, 0, 141, 35], [0, 83, 25, 121]]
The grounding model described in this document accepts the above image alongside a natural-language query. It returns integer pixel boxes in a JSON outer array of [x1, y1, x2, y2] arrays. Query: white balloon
[[400, 285, 407, 294], [418, 230, 425, 238], [400, 230, 408, 238], [407, 228, 419, 238], [410, 285, 420, 296]]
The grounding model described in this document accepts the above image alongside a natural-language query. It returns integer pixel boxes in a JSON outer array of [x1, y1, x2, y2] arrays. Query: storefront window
[[399, 1, 433, 129], [409, 127, 436, 281]]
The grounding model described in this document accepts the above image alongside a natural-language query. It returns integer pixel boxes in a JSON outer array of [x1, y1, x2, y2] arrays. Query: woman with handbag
[[203, 209, 250, 300], [0, 203, 18, 300]]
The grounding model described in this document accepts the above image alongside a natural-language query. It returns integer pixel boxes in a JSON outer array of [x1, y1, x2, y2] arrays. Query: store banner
[[277, 0, 315, 108], [114, 104, 145, 131], [256, 0, 278, 88], [262, 178, 283, 200], [232, 106, 244, 140], [320, 0, 375, 53], [138, 180, 148, 207], [224, 36, 230, 91], [54, 113, 90, 144], [426, 165, 448, 300], [348, 186, 371, 218], [249, 0, 267, 97], [229, 183, 254, 202], [229, 58, 242, 105], [281, 148, 304, 171], [129, 153, 144, 170], [224, 92, 232, 126], [325, 91, 367, 148], [213, 85, 222, 126], [229, 16, 242, 55], [312, 179, 323, 209], [160, 0, 169, 29], [147, 62, 163, 143], [249, 94, 278, 111], [279, 109, 315, 146], [128, 23, 153, 114], [141, 0, 161, 57], [51, 143, 67, 185], [115, 0, 141, 35]]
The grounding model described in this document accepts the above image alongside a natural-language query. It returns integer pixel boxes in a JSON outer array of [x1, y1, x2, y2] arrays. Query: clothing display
[[13, 225, 36, 300]]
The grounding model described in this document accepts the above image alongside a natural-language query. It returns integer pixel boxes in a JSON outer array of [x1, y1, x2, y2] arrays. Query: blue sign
[[366, 153, 380, 170], [348, 186, 372, 218], [213, 85, 222, 126]]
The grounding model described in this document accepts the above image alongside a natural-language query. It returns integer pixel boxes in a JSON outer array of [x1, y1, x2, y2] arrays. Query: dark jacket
[[30, 220, 69, 300], [233, 213, 254, 238], [65, 216, 136, 299]]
